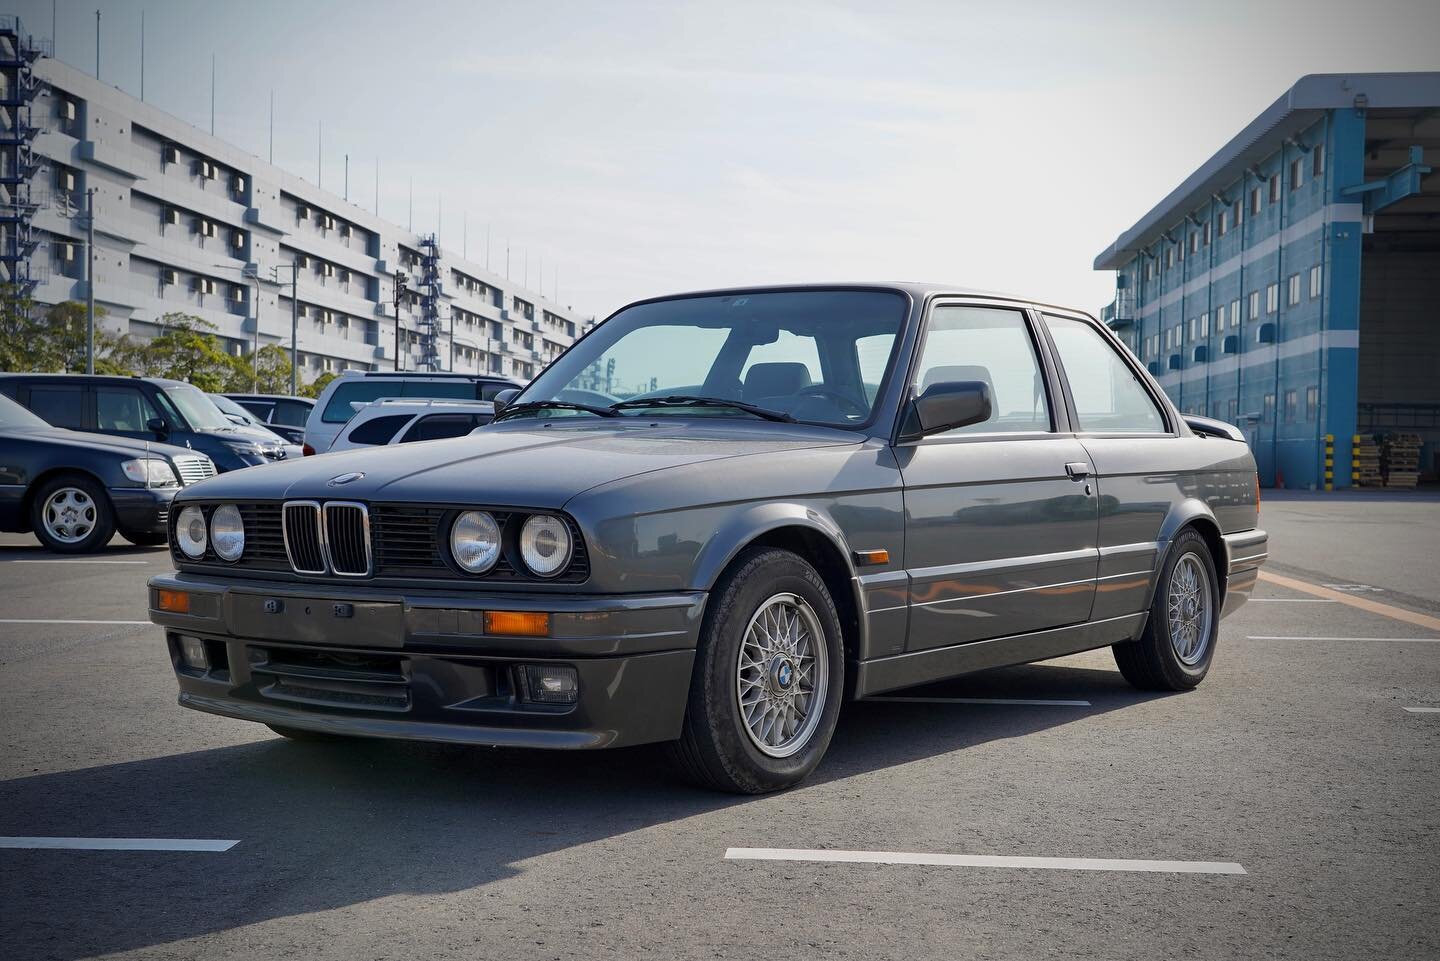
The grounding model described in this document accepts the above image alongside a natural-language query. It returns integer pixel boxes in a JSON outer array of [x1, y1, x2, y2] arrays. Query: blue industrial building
[[1095, 73, 1439, 489]]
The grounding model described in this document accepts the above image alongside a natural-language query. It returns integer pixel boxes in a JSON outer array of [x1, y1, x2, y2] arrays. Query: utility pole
[[139, 11, 145, 101], [344, 154, 349, 202], [84, 188, 96, 374], [392, 271, 408, 371], [210, 54, 215, 134], [94, 9, 100, 81], [271, 261, 300, 395]]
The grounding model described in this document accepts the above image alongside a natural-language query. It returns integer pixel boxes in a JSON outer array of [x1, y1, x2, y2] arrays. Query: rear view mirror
[[902, 381, 991, 440], [492, 388, 519, 413]]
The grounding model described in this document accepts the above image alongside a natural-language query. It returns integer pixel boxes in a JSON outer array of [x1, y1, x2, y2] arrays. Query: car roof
[[335, 370, 519, 382], [0, 372, 191, 387], [353, 398, 495, 414], [226, 393, 314, 403], [611, 282, 1093, 318]]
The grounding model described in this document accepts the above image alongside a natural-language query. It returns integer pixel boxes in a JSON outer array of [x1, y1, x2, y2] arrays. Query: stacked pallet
[[1353, 435, 1383, 487], [1382, 432, 1422, 489]]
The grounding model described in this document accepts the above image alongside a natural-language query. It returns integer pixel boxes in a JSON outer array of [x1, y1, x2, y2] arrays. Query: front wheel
[[30, 474, 115, 553], [668, 547, 845, 794], [1113, 528, 1220, 691]]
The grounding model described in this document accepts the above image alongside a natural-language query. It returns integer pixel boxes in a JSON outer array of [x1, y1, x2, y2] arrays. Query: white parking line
[[0, 837, 238, 852], [1247, 635, 1440, 643], [2, 559, 151, 565], [1403, 707, 1440, 714], [868, 696, 1091, 707], [0, 619, 150, 626], [725, 848, 1245, 875]]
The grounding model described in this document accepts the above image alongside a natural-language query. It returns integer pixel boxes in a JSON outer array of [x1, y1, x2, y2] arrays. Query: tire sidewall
[[697, 549, 845, 791], [31, 474, 115, 554], [1152, 531, 1221, 684]]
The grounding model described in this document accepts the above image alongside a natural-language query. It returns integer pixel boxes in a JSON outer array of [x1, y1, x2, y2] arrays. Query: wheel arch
[[1153, 500, 1227, 608]]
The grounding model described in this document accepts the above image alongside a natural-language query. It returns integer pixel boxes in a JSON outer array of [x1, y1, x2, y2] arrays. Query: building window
[[1288, 274, 1301, 306], [1312, 147, 1325, 179], [1266, 283, 1279, 314], [1233, 199, 1243, 227], [1228, 398, 1238, 423], [1201, 312, 1210, 337], [1190, 232, 1199, 254], [1309, 265, 1323, 298], [1230, 299, 1241, 328], [1250, 187, 1263, 215], [1203, 222, 1212, 245], [1268, 175, 1281, 204], [1305, 386, 1319, 422], [1283, 389, 1297, 424], [1217, 211, 1228, 237], [1263, 392, 1275, 423], [1249, 291, 1261, 320], [1290, 158, 1304, 191], [1165, 247, 1175, 269]]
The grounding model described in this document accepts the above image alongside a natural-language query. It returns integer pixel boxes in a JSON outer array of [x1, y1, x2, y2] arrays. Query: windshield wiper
[[492, 400, 621, 423], [610, 395, 795, 423]]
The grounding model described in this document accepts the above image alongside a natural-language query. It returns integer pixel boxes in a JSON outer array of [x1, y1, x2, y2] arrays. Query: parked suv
[[224, 393, 315, 445], [149, 284, 1267, 794], [0, 374, 285, 472], [328, 399, 496, 452], [303, 371, 519, 453]]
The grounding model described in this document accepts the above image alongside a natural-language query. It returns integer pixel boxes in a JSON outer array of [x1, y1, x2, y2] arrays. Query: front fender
[[690, 501, 857, 592]]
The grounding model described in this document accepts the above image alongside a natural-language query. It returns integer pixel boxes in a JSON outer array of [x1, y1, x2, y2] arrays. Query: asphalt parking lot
[[2, 491, 1437, 961]]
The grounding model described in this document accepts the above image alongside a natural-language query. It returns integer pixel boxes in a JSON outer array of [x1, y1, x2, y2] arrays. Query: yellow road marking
[[1257, 571, 1440, 632]]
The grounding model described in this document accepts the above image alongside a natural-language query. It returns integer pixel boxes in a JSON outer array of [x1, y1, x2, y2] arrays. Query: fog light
[[521, 664, 579, 704], [178, 635, 209, 671]]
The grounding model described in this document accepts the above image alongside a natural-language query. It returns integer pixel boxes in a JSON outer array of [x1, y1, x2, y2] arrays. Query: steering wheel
[[794, 385, 868, 418]]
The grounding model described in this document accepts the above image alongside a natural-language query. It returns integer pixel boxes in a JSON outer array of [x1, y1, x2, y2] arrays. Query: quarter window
[[1043, 315, 1168, 434], [26, 383, 85, 429], [345, 414, 413, 445], [912, 306, 1052, 435]]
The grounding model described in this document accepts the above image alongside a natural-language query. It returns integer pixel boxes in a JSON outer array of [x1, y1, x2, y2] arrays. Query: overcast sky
[[17, 0, 1440, 319]]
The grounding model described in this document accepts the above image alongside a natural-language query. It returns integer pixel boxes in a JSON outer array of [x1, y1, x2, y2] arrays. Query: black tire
[[29, 473, 116, 554], [1113, 528, 1220, 691], [266, 724, 351, 742], [667, 547, 845, 794], [121, 531, 169, 547]]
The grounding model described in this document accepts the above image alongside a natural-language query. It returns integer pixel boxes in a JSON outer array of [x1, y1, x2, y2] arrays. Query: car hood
[[10, 425, 206, 461], [177, 419, 862, 507], [196, 424, 284, 447]]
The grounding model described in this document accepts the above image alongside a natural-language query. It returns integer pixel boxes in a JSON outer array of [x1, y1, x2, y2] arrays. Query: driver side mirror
[[146, 416, 170, 439], [901, 381, 992, 441], [492, 388, 519, 413]]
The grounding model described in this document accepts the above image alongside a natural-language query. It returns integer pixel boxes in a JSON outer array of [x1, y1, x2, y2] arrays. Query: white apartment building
[[7, 36, 585, 384]]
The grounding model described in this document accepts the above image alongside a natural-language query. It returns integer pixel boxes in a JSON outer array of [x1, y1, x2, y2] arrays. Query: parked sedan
[[148, 283, 1267, 793], [209, 394, 304, 460], [0, 395, 216, 552]]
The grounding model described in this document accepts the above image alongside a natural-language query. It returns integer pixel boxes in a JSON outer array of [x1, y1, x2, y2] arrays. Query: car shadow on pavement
[[0, 659, 1166, 960]]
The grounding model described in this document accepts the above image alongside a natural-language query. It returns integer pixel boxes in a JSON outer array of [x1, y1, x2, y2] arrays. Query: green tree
[[0, 290, 121, 373], [301, 371, 336, 400], [111, 313, 239, 392], [231, 343, 295, 395]]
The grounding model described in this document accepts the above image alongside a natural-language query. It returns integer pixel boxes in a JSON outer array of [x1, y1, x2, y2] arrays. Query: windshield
[[0, 394, 51, 430], [209, 394, 258, 424], [516, 289, 906, 427], [164, 385, 232, 430]]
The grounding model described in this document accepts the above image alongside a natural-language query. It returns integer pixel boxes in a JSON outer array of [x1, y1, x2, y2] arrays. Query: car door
[[894, 301, 1099, 652], [1037, 312, 1177, 621]]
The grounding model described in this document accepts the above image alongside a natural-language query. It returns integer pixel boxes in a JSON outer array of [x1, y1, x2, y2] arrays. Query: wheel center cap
[[770, 657, 795, 693]]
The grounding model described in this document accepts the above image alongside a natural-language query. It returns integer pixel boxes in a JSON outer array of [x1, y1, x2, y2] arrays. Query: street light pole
[[392, 270, 408, 372], [85, 188, 96, 374], [271, 261, 299, 395], [249, 273, 261, 392]]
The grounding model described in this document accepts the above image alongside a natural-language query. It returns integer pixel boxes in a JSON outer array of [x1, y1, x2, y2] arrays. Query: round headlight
[[450, 510, 501, 574], [210, 504, 245, 562], [519, 514, 572, 578], [176, 505, 207, 558]]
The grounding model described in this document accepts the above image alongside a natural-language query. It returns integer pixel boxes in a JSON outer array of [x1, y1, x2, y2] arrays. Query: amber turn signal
[[484, 611, 550, 637], [852, 549, 890, 567], [156, 589, 191, 614]]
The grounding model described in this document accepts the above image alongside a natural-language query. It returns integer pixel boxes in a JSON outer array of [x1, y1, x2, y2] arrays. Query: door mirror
[[146, 416, 170, 438], [903, 381, 992, 440], [492, 388, 519, 413]]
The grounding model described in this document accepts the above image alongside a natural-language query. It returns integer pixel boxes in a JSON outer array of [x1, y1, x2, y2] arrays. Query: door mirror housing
[[146, 416, 170, 438], [492, 388, 519, 413], [901, 381, 992, 440]]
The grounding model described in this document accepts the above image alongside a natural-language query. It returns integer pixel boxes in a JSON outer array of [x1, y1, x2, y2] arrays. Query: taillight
[[302, 443, 316, 456]]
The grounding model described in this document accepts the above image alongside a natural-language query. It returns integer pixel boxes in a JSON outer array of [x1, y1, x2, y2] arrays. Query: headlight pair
[[449, 511, 573, 578], [175, 504, 244, 562]]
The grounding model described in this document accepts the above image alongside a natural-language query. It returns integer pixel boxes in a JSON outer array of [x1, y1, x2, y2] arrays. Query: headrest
[[744, 362, 812, 400]]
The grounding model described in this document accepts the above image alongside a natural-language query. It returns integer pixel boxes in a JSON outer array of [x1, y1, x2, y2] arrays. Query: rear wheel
[[30, 474, 115, 554], [668, 547, 844, 794], [1113, 528, 1220, 691]]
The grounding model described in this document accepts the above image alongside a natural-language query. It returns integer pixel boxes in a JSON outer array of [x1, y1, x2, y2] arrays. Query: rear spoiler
[[1182, 414, 1245, 442]]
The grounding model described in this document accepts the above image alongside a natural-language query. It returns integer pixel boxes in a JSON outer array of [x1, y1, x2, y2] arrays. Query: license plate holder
[[226, 592, 404, 648]]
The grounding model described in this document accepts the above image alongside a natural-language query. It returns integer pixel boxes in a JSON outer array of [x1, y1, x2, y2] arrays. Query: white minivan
[[303, 371, 519, 454]]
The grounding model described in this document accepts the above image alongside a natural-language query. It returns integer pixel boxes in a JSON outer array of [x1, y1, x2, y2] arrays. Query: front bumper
[[148, 572, 704, 749], [1221, 528, 1268, 616], [110, 487, 178, 535]]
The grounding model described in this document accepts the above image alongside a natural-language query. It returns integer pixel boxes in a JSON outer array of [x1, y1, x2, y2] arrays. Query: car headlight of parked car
[[450, 510, 501, 574], [176, 505, 208, 558], [121, 458, 179, 487], [210, 504, 245, 562], [520, 513, 573, 578]]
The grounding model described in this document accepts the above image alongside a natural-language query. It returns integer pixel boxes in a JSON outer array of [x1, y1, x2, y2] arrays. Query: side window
[[477, 383, 512, 401], [345, 414, 413, 445], [323, 382, 396, 423], [27, 384, 86, 429], [96, 387, 160, 431], [1043, 315, 1168, 433], [400, 380, 476, 401], [912, 306, 1052, 435], [271, 400, 309, 426], [399, 413, 478, 443], [237, 400, 275, 421]]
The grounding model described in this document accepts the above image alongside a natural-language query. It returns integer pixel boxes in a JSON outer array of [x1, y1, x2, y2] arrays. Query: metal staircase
[[0, 16, 51, 298], [415, 234, 444, 370]]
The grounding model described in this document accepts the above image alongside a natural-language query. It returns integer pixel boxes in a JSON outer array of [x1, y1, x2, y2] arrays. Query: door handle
[[1065, 462, 1091, 480]]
